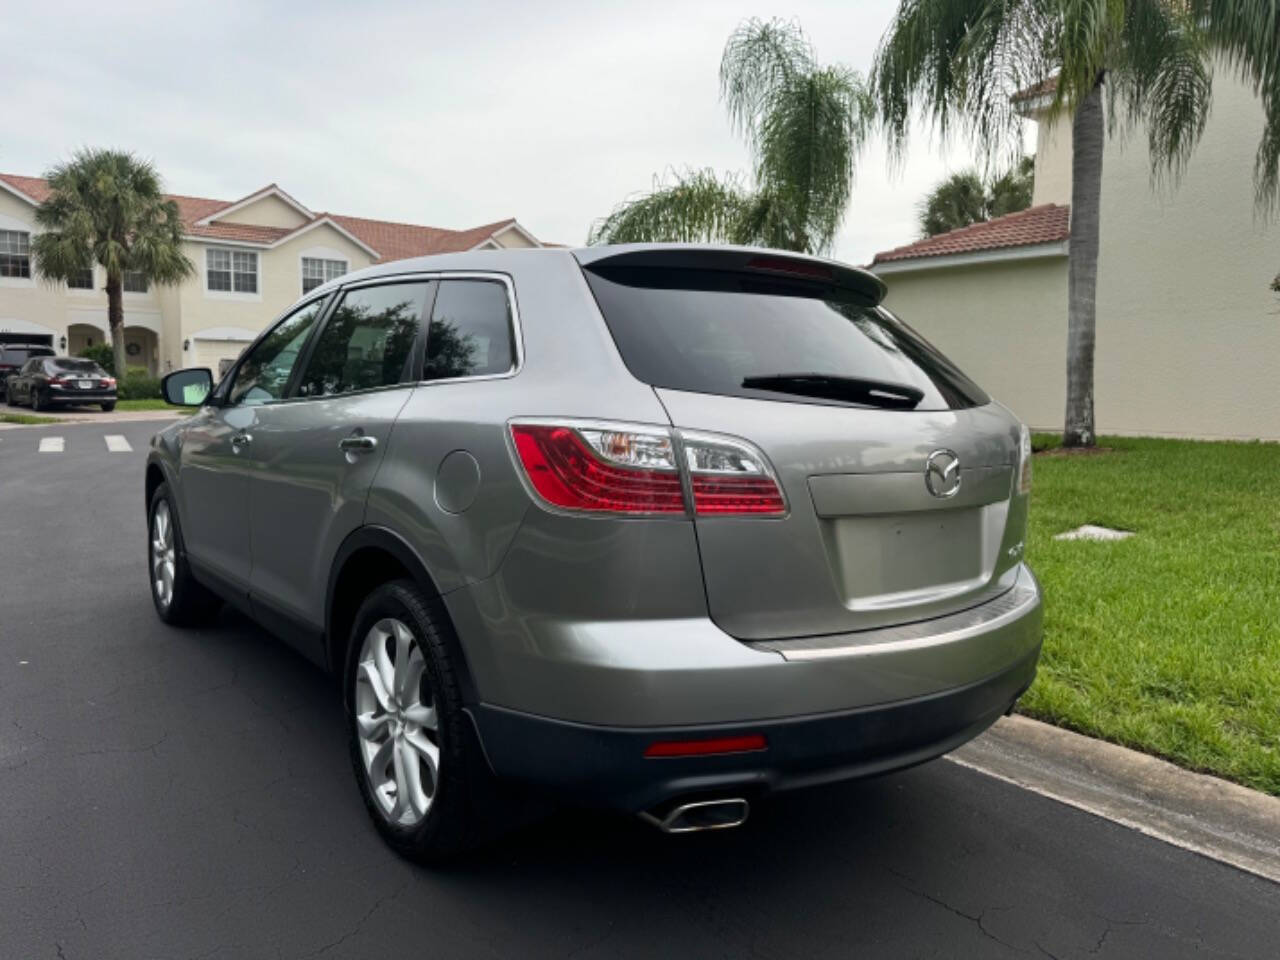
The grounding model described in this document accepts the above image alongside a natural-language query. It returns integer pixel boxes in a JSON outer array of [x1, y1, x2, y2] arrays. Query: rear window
[[50, 358, 106, 375], [1, 347, 54, 365], [583, 267, 988, 411]]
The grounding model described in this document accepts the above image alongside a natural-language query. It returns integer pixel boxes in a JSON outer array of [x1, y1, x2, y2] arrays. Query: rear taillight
[[680, 431, 786, 516], [509, 420, 786, 517], [510, 422, 685, 515], [102, 377, 116, 388], [46, 377, 66, 386]]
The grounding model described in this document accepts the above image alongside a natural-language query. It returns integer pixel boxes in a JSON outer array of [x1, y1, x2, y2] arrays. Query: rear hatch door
[[578, 247, 1026, 641]]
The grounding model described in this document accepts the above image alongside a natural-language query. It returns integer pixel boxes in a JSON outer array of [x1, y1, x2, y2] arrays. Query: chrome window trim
[[337, 271, 524, 386]]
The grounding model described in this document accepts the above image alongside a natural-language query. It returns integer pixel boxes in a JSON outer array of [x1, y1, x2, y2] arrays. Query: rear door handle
[[338, 435, 378, 453], [231, 432, 253, 451]]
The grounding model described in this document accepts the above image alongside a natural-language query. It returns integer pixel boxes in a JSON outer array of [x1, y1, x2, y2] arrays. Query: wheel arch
[[326, 526, 477, 703]]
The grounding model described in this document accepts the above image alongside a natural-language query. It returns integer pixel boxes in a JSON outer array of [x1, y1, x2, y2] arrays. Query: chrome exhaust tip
[[639, 798, 750, 834]]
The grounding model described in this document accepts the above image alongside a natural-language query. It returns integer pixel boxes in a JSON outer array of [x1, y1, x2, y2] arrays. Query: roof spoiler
[[573, 244, 886, 305]]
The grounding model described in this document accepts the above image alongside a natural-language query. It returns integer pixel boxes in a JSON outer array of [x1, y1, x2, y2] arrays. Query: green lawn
[[1021, 435, 1280, 795], [0, 412, 63, 425], [115, 398, 185, 411]]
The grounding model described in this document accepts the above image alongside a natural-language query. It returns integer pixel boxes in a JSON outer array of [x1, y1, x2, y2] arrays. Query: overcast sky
[[7, 0, 1033, 265]]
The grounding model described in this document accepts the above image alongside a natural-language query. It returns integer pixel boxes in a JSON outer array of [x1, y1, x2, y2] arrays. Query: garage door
[[193, 339, 250, 378]]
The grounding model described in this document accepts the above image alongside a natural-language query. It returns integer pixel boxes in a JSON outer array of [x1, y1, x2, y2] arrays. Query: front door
[[246, 280, 432, 637], [177, 297, 328, 592]]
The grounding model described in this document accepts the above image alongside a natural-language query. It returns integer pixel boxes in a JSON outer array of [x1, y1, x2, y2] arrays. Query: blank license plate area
[[78, 381, 93, 389], [828, 508, 983, 606]]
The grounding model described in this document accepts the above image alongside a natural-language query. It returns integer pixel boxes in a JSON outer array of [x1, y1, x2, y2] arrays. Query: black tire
[[345, 579, 498, 863], [147, 482, 221, 626], [101, 402, 116, 412], [29, 389, 44, 412]]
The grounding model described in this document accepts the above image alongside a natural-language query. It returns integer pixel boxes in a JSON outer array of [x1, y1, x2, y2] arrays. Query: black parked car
[[6, 356, 117, 412], [0, 344, 56, 400]]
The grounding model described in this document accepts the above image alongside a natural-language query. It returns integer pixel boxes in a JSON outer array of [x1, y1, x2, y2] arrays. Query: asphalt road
[[1, 419, 1277, 960]]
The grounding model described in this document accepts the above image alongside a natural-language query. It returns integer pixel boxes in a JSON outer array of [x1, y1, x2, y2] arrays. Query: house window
[[207, 249, 259, 293], [67, 267, 94, 289], [123, 270, 148, 293], [0, 230, 31, 278], [301, 257, 347, 294]]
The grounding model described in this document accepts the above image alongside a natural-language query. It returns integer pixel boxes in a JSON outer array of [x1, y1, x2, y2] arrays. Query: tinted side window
[[297, 282, 428, 398], [229, 299, 326, 406], [423, 280, 515, 381]]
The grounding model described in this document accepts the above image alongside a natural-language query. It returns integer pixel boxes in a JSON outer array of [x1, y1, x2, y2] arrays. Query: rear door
[[580, 250, 1028, 641], [245, 279, 431, 635]]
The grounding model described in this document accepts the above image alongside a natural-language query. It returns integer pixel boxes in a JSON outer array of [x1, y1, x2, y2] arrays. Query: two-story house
[[0, 175, 543, 377], [868, 67, 1280, 442]]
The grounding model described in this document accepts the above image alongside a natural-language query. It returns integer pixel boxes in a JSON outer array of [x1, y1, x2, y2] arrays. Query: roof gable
[[196, 183, 313, 226]]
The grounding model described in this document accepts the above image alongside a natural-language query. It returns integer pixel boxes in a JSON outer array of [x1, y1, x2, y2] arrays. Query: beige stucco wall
[[1031, 112, 1073, 206], [174, 225, 376, 369], [880, 257, 1068, 429], [1093, 68, 1280, 440], [217, 194, 309, 229]]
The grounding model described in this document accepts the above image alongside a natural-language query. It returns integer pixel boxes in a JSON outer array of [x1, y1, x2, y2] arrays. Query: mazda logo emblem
[[925, 449, 962, 498]]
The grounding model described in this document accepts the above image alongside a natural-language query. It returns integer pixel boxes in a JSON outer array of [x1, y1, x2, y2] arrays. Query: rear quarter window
[[582, 266, 988, 411]]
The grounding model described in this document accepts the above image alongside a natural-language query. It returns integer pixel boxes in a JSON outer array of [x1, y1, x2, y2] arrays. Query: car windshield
[[50, 359, 106, 375], [582, 266, 988, 410]]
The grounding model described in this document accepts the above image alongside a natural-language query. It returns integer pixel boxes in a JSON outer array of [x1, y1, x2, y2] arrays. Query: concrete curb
[[948, 715, 1280, 884]]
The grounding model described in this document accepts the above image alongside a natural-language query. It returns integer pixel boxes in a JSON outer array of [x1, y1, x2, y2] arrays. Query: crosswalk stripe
[[38, 437, 64, 453], [104, 434, 132, 452]]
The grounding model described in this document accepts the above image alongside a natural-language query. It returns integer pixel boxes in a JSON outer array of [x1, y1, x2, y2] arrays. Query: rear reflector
[[511, 423, 685, 515], [643, 734, 767, 758]]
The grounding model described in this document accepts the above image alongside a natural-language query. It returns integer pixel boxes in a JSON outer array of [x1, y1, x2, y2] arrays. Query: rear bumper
[[470, 644, 1038, 812], [44, 389, 116, 404]]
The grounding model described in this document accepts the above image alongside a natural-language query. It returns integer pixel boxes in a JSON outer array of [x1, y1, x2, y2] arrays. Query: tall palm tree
[[590, 18, 874, 255], [918, 157, 1035, 236], [874, 1, 1280, 448], [32, 149, 193, 378]]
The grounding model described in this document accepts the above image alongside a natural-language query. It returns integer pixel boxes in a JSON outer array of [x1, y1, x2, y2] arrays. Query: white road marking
[[38, 437, 64, 453], [104, 434, 132, 452]]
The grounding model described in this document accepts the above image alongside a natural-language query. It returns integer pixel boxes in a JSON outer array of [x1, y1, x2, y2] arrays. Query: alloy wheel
[[354, 618, 441, 827], [150, 500, 177, 611]]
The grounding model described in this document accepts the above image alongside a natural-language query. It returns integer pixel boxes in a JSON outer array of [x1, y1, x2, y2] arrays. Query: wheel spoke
[[396, 651, 424, 704], [372, 624, 396, 696], [358, 660, 394, 712], [391, 621, 414, 698], [400, 739, 430, 816], [390, 738, 411, 820], [403, 703, 437, 731], [405, 729, 439, 786], [356, 710, 390, 742]]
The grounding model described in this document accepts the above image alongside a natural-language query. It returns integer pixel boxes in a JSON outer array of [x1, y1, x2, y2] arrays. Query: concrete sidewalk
[[950, 715, 1280, 884]]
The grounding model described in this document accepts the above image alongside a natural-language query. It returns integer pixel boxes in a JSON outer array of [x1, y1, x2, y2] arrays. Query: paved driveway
[[1, 420, 1276, 959]]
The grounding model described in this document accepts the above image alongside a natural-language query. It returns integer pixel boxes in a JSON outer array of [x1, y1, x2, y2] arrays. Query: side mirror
[[161, 368, 215, 407]]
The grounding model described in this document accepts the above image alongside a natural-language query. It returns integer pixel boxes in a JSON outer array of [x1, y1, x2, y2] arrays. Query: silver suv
[[147, 245, 1042, 860]]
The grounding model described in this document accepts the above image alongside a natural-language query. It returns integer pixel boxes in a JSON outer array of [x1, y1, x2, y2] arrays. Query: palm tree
[[874, 1, 1280, 448], [590, 18, 874, 255], [918, 157, 1035, 236], [32, 149, 193, 378]]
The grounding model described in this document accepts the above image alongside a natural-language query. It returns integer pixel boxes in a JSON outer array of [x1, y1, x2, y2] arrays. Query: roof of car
[[314, 244, 886, 303]]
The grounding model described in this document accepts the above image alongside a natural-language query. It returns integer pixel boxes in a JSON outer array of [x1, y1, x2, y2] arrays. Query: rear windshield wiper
[[741, 373, 925, 410]]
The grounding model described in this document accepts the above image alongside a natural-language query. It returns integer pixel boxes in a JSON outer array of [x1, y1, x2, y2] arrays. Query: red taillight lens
[[46, 377, 65, 386], [682, 431, 786, 516], [643, 734, 767, 758], [102, 377, 116, 387], [511, 423, 685, 515]]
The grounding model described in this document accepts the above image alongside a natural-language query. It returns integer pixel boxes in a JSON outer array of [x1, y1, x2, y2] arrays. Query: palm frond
[[720, 18, 816, 146], [587, 169, 751, 245]]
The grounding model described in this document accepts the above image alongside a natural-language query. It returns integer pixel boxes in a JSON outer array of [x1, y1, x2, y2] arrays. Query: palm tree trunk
[[106, 275, 126, 380], [1063, 79, 1104, 448]]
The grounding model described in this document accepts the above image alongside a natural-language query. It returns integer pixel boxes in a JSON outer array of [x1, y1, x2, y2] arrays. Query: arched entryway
[[67, 322, 110, 357], [122, 326, 160, 376]]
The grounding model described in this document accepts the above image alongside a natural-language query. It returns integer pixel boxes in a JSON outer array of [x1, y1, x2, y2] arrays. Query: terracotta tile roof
[[871, 203, 1070, 265], [1011, 76, 1059, 102], [0, 173, 528, 261], [327, 215, 516, 262]]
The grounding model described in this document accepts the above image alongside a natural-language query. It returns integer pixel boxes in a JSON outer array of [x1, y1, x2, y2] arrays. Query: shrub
[[77, 343, 115, 375], [118, 369, 161, 400]]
